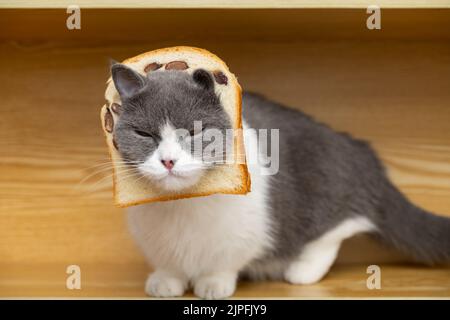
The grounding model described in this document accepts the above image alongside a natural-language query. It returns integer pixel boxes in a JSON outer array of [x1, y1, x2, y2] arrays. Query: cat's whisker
[[76, 164, 139, 188], [128, 172, 151, 187], [80, 160, 142, 172], [84, 170, 140, 192], [76, 167, 139, 190]]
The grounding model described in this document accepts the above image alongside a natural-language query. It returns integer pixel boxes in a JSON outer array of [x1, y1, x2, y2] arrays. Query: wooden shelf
[[0, 8, 449, 297], [1, 264, 449, 298], [2, 9, 450, 43], [1, 0, 450, 9]]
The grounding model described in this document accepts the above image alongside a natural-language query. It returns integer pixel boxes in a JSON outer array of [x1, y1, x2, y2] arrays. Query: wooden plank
[[1, 263, 448, 297], [0, 22, 449, 296], [1, 0, 450, 9], [2, 9, 450, 42]]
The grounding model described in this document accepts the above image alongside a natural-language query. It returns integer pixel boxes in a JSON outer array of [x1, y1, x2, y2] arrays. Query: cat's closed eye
[[135, 130, 154, 138]]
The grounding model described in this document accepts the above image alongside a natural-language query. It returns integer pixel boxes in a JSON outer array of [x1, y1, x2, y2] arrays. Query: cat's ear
[[109, 58, 120, 68], [193, 69, 214, 91], [111, 63, 146, 98]]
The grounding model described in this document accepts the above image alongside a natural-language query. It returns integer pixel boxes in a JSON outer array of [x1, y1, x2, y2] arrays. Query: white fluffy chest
[[127, 183, 271, 277], [126, 123, 273, 278], [127, 129, 271, 278]]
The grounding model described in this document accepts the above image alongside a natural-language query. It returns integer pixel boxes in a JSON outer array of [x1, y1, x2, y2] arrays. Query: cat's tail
[[373, 184, 450, 264]]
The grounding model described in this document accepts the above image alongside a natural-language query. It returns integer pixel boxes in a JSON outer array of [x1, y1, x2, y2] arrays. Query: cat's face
[[111, 64, 232, 191]]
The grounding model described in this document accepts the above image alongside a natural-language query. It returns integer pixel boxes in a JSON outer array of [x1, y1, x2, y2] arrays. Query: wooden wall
[[0, 9, 449, 297]]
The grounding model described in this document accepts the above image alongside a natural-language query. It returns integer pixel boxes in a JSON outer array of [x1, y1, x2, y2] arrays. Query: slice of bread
[[101, 46, 251, 207]]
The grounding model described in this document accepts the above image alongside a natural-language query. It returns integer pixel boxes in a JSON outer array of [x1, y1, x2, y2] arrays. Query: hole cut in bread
[[101, 46, 251, 207]]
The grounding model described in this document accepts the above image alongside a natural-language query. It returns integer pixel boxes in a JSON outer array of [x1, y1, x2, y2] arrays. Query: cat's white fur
[[137, 123, 205, 191], [127, 121, 375, 299], [127, 121, 273, 299], [284, 217, 375, 285]]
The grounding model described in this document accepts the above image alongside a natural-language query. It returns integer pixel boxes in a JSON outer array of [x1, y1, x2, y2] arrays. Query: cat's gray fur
[[113, 65, 231, 165], [112, 64, 450, 277], [243, 93, 450, 264]]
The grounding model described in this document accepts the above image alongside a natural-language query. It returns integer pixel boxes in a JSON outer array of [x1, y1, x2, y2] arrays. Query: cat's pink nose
[[161, 159, 175, 170]]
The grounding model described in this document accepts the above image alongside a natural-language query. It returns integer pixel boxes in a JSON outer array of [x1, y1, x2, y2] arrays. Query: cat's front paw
[[194, 273, 237, 299], [145, 270, 187, 298]]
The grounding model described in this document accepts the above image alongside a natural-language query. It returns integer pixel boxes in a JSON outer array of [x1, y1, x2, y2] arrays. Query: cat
[[110, 63, 450, 299]]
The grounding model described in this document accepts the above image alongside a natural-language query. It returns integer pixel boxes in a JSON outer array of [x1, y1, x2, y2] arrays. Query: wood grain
[[1, 0, 450, 9], [2, 10, 450, 43], [0, 9, 449, 297], [1, 264, 449, 297]]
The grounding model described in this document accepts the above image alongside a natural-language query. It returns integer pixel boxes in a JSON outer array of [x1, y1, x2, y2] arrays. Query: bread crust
[[101, 46, 250, 207]]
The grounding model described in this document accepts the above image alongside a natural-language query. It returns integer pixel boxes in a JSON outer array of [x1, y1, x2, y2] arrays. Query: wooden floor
[[1, 38, 449, 298], [1, 264, 449, 298]]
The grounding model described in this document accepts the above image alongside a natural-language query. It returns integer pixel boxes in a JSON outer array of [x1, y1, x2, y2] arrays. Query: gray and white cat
[[111, 63, 450, 299]]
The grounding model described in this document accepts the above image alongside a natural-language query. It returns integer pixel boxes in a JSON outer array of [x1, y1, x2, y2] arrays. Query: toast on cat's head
[[101, 46, 251, 207]]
